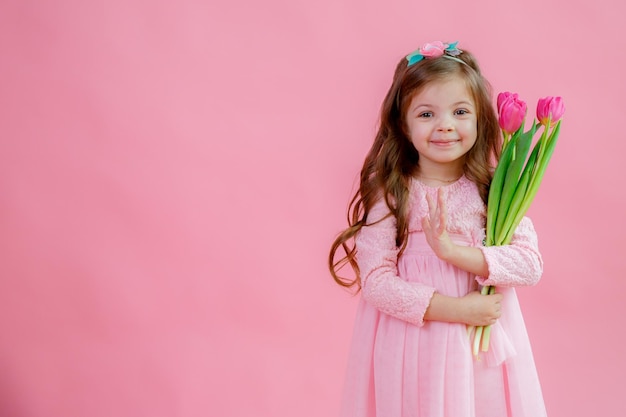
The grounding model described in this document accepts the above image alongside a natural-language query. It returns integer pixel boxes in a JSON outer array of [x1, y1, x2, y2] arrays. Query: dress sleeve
[[476, 216, 543, 287], [356, 198, 436, 326]]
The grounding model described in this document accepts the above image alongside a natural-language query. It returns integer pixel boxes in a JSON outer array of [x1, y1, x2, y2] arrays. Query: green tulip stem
[[479, 286, 496, 352], [529, 121, 549, 182], [467, 325, 475, 338], [472, 285, 495, 356], [473, 325, 484, 357], [537, 118, 551, 164], [502, 131, 511, 148], [481, 325, 492, 352]]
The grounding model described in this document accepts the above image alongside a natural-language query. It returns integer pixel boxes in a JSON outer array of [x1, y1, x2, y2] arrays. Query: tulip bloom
[[496, 91, 515, 110], [537, 96, 565, 126], [497, 92, 527, 136]]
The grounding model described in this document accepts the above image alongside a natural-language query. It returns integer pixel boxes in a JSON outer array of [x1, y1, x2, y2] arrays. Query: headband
[[406, 41, 465, 67]]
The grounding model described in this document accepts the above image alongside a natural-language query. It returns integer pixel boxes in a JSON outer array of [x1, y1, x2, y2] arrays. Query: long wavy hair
[[329, 48, 501, 291]]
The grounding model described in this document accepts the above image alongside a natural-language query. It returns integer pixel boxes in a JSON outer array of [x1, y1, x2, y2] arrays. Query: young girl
[[329, 41, 547, 417]]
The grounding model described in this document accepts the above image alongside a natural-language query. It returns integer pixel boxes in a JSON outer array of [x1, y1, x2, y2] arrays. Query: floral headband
[[406, 41, 463, 67]]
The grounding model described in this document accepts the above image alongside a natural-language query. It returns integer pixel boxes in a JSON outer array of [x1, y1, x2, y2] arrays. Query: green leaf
[[497, 142, 540, 244], [507, 120, 561, 238], [486, 137, 515, 245], [493, 125, 535, 240]]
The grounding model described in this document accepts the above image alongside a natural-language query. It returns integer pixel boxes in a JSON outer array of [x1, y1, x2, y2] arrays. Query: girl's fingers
[[426, 190, 450, 236], [425, 193, 435, 220], [437, 189, 447, 233], [437, 188, 445, 209], [421, 216, 431, 234]]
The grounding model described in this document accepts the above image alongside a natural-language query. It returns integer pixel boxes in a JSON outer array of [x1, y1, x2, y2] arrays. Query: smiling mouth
[[431, 139, 460, 145]]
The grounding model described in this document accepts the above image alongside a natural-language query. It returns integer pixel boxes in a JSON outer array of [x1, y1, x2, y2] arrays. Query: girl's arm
[[424, 291, 503, 326], [356, 198, 436, 326], [422, 189, 543, 287], [475, 216, 543, 287]]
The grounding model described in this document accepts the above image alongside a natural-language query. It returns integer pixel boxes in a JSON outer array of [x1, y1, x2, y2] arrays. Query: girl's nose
[[437, 118, 455, 132]]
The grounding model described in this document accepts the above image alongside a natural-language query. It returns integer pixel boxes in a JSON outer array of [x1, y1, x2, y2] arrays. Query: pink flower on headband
[[420, 41, 447, 58]]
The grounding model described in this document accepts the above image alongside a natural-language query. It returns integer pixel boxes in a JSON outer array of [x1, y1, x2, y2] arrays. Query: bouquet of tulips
[[471, 93, 565, 356]]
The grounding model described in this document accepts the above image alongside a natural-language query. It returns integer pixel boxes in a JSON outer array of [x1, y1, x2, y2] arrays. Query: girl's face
[[405, 76, 477, 175]]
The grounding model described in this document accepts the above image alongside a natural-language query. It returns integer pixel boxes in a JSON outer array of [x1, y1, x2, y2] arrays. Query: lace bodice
[[355, 176, 543, 326]]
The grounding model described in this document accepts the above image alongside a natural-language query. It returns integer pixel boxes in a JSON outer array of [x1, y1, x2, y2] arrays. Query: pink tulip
[[496, 91, 515, 111], [497, 92, 527, 135], [536, 96, 565, 126]]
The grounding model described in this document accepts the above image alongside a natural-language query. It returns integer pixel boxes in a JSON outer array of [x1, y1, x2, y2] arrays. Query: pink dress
[[340, 176, 547, 417]]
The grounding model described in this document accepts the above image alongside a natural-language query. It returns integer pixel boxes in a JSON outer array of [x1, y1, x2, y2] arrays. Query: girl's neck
[[415, 164, 463, 186]]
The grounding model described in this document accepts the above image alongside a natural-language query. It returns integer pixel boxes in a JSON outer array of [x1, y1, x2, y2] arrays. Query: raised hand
[[421, 188, 455, 260]]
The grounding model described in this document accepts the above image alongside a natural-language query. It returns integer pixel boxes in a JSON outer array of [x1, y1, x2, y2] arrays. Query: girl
[[329, 41, 547, 417]]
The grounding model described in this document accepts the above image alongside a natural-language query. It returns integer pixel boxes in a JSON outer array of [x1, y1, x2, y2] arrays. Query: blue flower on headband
[[406, 41, 462, 66]]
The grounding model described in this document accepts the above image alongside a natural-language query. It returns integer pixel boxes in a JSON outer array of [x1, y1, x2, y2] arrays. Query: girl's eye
[[418, 112, 433, 118], [455, 109, 469, 115]]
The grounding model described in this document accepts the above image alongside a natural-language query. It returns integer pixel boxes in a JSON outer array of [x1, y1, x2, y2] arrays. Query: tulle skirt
[[340, 232, 547, 417]]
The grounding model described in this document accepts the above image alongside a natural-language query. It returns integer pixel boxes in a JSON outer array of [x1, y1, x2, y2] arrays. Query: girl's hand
[[421, 188, 456, 260], [459, 290, 503, 326]]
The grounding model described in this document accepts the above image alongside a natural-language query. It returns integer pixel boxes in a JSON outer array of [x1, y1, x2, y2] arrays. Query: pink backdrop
[[1, 1, 624, 416]]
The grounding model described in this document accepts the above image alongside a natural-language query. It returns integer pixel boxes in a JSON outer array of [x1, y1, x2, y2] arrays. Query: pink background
[[1, 1, 624, 416]]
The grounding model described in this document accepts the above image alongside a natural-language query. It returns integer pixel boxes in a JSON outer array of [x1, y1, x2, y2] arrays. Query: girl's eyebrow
[[411, 100, 474, 112], [411, 103, 436, 112], [454, 100, 475, 107]]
